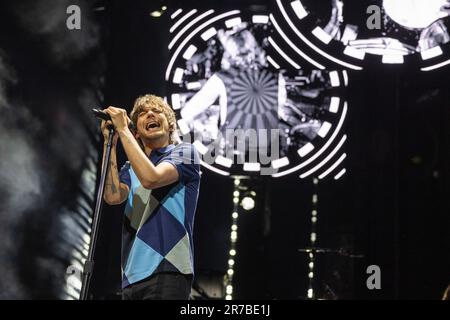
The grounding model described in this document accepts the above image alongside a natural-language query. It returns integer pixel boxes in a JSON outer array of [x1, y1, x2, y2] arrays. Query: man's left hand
[[103, 107, 131, 132]]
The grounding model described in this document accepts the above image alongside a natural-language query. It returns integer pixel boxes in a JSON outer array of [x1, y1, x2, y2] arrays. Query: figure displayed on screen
[[176, 22, 331, 158]]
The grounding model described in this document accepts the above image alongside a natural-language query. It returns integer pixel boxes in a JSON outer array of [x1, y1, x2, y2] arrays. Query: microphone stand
[[80, 125, 115, 300]]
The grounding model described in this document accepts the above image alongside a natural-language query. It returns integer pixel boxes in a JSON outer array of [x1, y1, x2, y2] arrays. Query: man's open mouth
[[146, 121, 160, 130]]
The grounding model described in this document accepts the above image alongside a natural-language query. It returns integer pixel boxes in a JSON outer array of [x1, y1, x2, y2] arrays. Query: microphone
[[92, 108, 111, 121], [92, 108, 136, 131]]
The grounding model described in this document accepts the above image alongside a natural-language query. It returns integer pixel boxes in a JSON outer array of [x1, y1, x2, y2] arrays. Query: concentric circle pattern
[[166, 8, 348, 179]]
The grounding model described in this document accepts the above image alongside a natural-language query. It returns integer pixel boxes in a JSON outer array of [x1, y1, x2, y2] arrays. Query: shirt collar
[[150, 144, 175, 156]]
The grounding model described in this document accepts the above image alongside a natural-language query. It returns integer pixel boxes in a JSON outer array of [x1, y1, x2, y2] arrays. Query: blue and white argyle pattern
[[119, 143, 200, 288]]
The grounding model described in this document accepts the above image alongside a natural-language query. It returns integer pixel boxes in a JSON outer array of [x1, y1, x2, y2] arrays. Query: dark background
[[91, 0, 450, 299], [0, 0, 448, 299]]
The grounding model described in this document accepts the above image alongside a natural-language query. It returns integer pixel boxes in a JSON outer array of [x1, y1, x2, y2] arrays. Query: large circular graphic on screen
[[166, 9, 348, 179]]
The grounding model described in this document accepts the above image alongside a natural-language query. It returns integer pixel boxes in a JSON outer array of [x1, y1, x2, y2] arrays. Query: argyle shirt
[[118, 143, 200, 288]]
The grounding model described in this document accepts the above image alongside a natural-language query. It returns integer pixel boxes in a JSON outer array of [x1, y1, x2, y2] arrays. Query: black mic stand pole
[[80, 125, 115, 300]]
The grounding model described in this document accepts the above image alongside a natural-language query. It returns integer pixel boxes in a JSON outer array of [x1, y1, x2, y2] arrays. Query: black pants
[[122, 273, 193, 300]]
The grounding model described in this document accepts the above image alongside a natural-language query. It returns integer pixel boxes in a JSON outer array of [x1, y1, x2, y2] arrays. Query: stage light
[[228, 259, 235, 266], [226, 294, 232, 300], [150, 11, 163, 17], [150, 5, 167, 18], [309, 262, 314, 269], [231, 224, 237, 231], [226, 285, 233, 294], [240, 196, 255, 211], [308, 272, 314, 279], [227, 269, 234, 276], [229, 249, 236, 256], [232, 212, 238, 219], [233, 191, 240, 197], [307, 288, 313, 299]]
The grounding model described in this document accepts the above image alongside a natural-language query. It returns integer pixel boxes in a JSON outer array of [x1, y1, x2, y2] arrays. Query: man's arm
[[102, 141, 129, 205], [100, 119, 129, 205], [103, 106, 179, 189], [117, 127, 179, 189]]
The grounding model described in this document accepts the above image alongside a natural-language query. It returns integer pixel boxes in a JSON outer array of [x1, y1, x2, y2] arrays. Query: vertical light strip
[[225, 178, 241, 300], [307, 178, 319, 300]]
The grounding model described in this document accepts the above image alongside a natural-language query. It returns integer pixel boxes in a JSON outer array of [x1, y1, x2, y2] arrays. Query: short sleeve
[[160, 143, 200, 184], [119, 161, 131, 189]]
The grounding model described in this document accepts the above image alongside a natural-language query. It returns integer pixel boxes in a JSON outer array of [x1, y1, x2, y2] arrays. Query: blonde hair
[[130, 94, 177, 144]]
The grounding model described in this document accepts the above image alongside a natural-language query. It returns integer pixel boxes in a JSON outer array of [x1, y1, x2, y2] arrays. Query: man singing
[[101, 94, 201, 300]]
